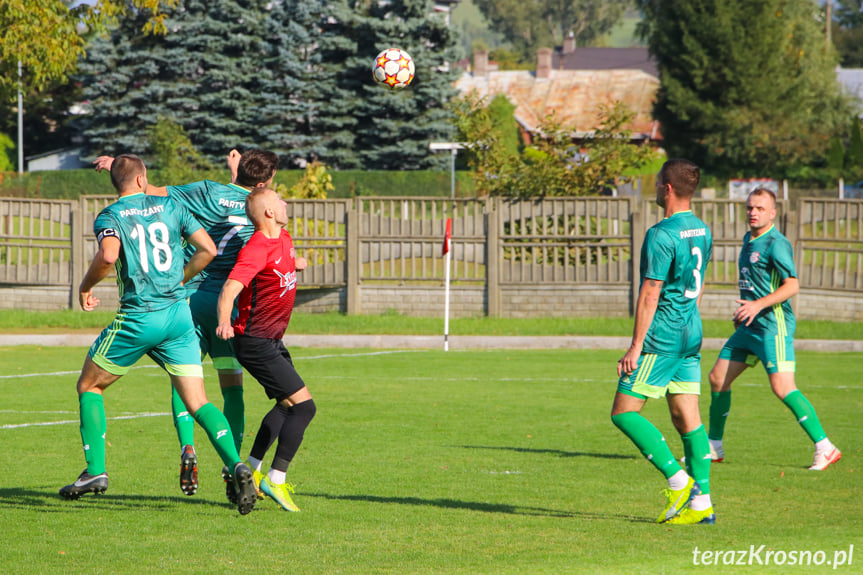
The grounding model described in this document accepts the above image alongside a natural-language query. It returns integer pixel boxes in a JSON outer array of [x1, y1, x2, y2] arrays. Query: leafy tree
[[0, 0, 176, 99], [831, 1, 863, 67], [846, 118, 863, 169], [0, 132, 14, 172], [473, 0, 629, 60], [452, 94, 655, 196], [827, 136, 845, 171], [145, 116, 213, 182], [487, 94, 521, 156], [488, 48, 534, 70], [638, 0, 853, 179], [284, 161, 334, 199]]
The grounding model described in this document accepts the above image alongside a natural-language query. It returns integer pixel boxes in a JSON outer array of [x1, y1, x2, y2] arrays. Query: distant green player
[[60, 154, 257, 514], [95, 149, 279, 497], [707, 188, 841, 470], [612, 158, 715, 525]]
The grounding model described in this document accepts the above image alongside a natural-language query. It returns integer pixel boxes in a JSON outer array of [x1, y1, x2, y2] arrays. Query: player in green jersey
[[612, 158, 715, 526], [707, 188, 841, 471], [95, 149, 278, 496], [60, 154, 258, 514]]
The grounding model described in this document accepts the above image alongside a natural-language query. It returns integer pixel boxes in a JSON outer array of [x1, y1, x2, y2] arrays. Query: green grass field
[[1, 346, 859, 574]]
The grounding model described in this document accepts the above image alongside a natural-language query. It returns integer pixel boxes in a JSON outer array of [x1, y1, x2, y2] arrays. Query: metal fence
[[1, 195, 860, 311]]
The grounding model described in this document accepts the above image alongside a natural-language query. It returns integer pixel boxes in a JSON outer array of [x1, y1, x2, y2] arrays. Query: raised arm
[[227, 149, 241, 184]]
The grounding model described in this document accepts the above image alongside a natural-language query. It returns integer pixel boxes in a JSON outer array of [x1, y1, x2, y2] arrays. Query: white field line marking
[[0, 350, 422, 381], [0, 410, 77, 414], [1, 412, 169, 430], [1, 350, 424, 430], [0, 364, 162, 380]]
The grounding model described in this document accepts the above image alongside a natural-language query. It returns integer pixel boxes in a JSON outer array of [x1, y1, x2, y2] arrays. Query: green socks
[[79, 391, 107, 475], [220, 385, 245, 453], [172, 383, 245, 453], [681, 425, 711, 495], [193, 402, 241, 468], [708, 391, 731, 441], [782, 390, 827, 443], [612, 412, 683, 479], [171, 385, 196, 448]]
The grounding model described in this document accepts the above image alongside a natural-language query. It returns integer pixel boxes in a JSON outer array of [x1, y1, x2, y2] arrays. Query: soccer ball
[[372, 48, 415, 89]]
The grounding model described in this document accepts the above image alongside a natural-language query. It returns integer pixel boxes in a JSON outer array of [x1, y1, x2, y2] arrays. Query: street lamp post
[[429, 142, 464, 198], [18, 60, 23, 174]]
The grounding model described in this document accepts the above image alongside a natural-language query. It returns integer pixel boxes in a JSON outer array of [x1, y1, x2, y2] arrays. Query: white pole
[[450, 148, 456, 198], [443, 216, 452, 351], [17, 60, 23, 174], [839, 178, 845, 200], [444, 246, 451, 351]]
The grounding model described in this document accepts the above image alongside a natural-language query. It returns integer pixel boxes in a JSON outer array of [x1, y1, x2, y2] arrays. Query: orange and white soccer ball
[[372, 48, 415, 89]]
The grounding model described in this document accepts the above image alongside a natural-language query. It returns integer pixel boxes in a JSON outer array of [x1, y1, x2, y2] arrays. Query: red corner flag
[[442, 218, 452, 256]]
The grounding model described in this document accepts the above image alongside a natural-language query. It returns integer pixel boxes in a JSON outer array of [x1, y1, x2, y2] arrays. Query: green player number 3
[[684, 246, 703, 299]]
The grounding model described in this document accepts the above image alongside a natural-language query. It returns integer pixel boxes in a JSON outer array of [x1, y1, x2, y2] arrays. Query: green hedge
[[0, 168, 477, 199]]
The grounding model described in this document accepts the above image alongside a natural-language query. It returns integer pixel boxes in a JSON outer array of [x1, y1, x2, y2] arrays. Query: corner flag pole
[[442, 217, 452, 351]]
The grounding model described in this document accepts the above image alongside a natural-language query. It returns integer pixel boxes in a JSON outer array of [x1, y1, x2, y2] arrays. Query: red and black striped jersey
[[228, 229, 297, 339]]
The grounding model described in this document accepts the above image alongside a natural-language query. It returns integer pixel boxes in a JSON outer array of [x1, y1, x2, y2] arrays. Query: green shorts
[[89, 300, 203, 377], [188, 288, 242, 372], [617, 353, 702, 399], [718, 327, 795, 374]]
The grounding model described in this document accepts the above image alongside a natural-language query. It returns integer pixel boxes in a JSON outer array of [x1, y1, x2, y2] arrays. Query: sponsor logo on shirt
[[739, 267, 754, 291], [679, 228, 707, 239], [119, 205, 164, 218], [274, 269, 297, 297], [218, 198, 245, 210], [750, 251, 760, 264]]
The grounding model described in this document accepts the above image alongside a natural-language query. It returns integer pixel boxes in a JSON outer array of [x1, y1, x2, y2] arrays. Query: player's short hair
[[236, 149, 279, 187], [748, 187, 776, 205], [110, 154, 146, 193], [245, 186, 277, 226], [658, 158, 700, 199]]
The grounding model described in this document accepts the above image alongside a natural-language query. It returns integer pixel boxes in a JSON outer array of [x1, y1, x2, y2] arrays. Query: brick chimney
[[473, 49, 489, 78], [563, 32, 576, 54], [536, 48, 552, 80]]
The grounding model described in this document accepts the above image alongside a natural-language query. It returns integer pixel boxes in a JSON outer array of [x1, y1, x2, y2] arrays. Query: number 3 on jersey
[[131, 222, 173, 273], [684, 246, 703, 299]]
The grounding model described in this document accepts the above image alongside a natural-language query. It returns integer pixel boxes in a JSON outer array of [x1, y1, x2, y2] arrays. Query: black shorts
[[233, 335, 306, 401]]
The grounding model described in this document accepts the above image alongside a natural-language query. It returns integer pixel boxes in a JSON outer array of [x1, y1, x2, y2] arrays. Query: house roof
[[454, 68, 660, 139], [554, 47, 658, 77]]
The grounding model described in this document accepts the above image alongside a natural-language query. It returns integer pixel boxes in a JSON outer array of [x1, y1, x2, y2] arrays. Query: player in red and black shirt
[[216, 187, 313, 512]]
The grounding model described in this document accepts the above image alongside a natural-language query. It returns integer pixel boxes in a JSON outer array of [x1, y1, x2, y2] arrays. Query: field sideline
[[1, 346, 859, 574]]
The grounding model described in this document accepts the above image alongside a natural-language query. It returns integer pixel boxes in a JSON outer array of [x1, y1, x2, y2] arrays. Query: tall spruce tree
[[257, 0, 328, 165], [76, 0, 298, 163], [638, 0, 853, 178], [313, 0, 462, 169]]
